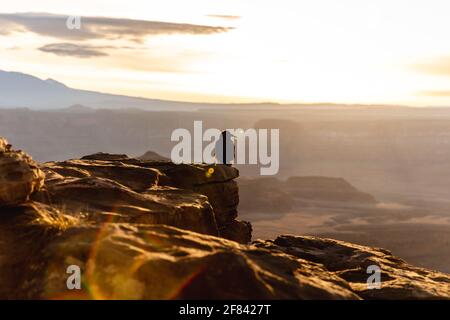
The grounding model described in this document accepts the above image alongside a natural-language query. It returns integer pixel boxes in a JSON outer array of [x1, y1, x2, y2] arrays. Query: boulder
[[0, 138, 44, 206], [219, 220, 253, 244]]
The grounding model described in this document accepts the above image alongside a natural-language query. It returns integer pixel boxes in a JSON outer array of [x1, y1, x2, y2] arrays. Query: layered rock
[[35, 176, 218, 236], [145, 161, 247, 241], [0, 138, 44, 205], [38, 152, 250, 243], [254, 236, 450, 299]]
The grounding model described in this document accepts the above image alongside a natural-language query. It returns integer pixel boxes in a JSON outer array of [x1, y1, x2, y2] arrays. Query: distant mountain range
[[1, 69, 418, 111], [1, 69, 296, 111], [0, 70, 212, 111]]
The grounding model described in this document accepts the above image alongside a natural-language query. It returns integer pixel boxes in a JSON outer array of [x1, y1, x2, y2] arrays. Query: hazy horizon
[[2, 68, 450, 109]]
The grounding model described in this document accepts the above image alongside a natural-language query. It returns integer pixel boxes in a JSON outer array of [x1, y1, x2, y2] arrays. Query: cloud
[[38, 43, 109, 58], [413, 56, 450, 76], [207, 14, 241, 20], [420, 90, 450, 97], [0, 12, 232, 42], [413, 57, 450, 97]]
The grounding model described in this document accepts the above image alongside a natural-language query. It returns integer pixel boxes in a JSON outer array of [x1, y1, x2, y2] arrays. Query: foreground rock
[[255, 236, 450, 299], [0, 138, 44, 205], [41, 224, 359, 300], [1, 204, 448, 299], [0, 201, 361, 300]]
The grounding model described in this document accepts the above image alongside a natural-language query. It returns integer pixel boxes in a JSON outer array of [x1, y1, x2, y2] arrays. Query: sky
[[1, 0, 450, 106]]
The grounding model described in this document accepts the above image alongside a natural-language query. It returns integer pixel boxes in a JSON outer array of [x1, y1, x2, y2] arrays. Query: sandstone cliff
[[0, 137, 449, 299]]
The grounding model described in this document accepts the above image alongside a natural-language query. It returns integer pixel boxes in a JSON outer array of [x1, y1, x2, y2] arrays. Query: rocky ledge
[[36, 151, 251, 243], [0, 137, 449, 299]]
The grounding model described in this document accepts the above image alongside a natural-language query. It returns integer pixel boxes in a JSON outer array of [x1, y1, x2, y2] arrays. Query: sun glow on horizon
[[2, 0, 450, 106]]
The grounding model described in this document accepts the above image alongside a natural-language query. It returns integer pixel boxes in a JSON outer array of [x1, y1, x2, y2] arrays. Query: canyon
[[0, 136, 449, 299]]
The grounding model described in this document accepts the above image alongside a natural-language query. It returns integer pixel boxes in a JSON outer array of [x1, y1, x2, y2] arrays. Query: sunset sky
[[1, 0, 450, 106]]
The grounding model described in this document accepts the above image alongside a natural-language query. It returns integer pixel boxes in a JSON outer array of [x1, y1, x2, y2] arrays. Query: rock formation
[[239, 176, 377, 214], [137, 150, 170, 161], [37, 152, 250, 243], [285, 176, 377, 204], [0, 137, 449, 300], [0, 138, 45, 205], [255, 236, 450, 299]]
